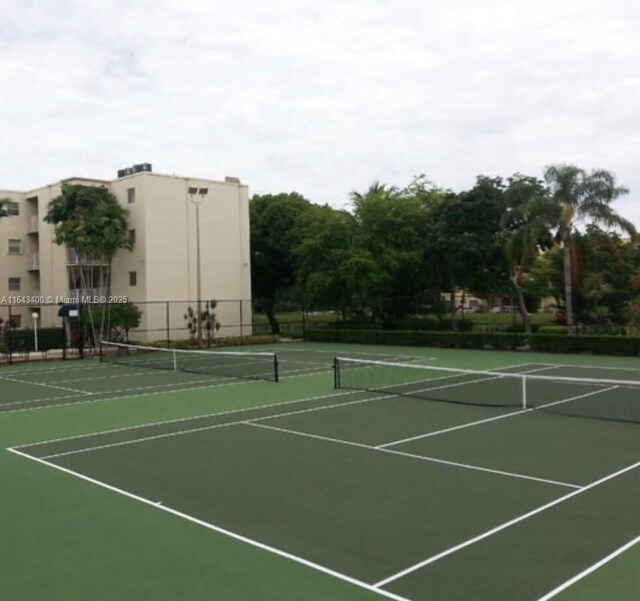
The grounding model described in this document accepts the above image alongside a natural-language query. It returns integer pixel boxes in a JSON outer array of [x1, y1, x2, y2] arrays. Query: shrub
[[305, 329, 526, 350], [528, 334, 640, 355], [536, 326, 569, 335], [5, 327, 65, 352]]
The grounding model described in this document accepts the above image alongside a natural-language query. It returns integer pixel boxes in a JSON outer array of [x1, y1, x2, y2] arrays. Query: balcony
[[66, 249, 109, 266], [27, 254, 40, 271], [27, 215, 39, 234]]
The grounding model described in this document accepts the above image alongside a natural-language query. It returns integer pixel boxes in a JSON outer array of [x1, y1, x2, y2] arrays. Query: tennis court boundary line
[[11, 363, 531, 449], [0, 374, 93, 396], [376, 385, 622, 448], [535, 532, 640, 601], [245, 422, 581, 489], [0, 363, 335, 414], [11, 388, 369, 449], [36, 394, 388, 460], [373, 458, 640, 588], [6, 447, 412, 601]]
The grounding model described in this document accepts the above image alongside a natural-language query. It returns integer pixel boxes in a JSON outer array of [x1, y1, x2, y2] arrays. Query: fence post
[[7, 305, 13, 365], [301, 303, 307, 340], [166, 301, 171, 347]]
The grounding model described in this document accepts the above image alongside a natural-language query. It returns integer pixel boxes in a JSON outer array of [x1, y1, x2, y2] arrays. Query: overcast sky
[[1, 0, 638, 225]]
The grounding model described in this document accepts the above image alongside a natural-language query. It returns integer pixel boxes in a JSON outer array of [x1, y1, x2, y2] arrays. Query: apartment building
[[0, 165, 252, 341]]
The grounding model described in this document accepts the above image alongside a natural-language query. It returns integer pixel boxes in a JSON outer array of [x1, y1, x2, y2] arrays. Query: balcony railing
[[27, 254, 40, 271], [68, 288, 108, 300], [27, 215, 39, 234], [66, 249, 109, 266]]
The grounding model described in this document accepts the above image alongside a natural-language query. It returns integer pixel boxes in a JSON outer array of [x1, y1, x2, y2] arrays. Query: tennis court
[[3, 342, 640, 600]]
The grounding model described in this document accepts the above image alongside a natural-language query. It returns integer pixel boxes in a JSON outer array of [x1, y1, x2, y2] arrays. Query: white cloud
[[0, 0, 638, 224]]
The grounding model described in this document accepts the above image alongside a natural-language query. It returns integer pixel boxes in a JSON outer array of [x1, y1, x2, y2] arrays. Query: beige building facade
[[0, 167, 252, 341]]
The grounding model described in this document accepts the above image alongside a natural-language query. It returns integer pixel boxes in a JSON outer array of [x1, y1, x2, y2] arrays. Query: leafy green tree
[[501, 175, 555, 333], [44, 184, 133, 343], [295, 205, 359, 316], [250, 192, 314, 333], [573, 226, 640, 324], [103, 302, 142, 342], [543, 165, 635, 326], [0, 198, 8, 220], [425, 177, 507, 326], [350, 182, 432, 321]]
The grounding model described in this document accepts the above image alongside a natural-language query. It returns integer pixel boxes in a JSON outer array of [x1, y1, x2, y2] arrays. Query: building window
[[129, 271, 137, 286], [7, 202, 19, 216], [8, 239, 22, 254], [10, 315, 21, 328], [8, 277, 21, 291], [127, 188, 135, 203], [128, 229, 136, 245]]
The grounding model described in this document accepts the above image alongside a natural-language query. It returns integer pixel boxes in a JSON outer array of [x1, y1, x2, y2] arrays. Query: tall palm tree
[[543, 165, 635, 326]]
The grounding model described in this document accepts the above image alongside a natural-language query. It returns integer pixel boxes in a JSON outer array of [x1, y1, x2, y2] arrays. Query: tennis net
[[334, 357, 640, 424], [100, 341, 279, 382]]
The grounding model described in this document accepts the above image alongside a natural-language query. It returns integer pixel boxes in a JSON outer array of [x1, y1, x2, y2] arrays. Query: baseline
[[7, 447, 411, 601], [373, 458, 640, 588]]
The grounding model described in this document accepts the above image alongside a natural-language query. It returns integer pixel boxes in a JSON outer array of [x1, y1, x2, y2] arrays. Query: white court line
[[13, 388, 365, 449], [0, 361, 106, 376], [262, 347, 432, 361], [1, 393, 94, 408], [0, 376, 236, 408], [376, 410, 530, 448], [376, 386, 620, 448], [52, 370, 180, 384], [6, 447, 411, 601], [0, 363, 334, 414], [246, 422, 581, 489], [38, 394, 389, 460], [26, 361, 537, 454], [535, 533, 640, 601], [15, 360, 544, 451], [0, 374, 92, 396], [372, 458, 640, 588]]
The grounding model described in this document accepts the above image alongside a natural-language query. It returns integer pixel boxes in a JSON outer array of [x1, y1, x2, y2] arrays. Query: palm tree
[[543, 165, 635, 326]]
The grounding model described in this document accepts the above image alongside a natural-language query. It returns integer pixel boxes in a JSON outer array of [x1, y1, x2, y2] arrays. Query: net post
[[522, 375, 527, 409], [274, 354, 279, 382], [334, 357, 340, 389], [98, 340, 104, 363], [172, 349, 178, 371]]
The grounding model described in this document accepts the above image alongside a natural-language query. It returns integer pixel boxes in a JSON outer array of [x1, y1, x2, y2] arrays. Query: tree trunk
[[563, 238, 574, 326], [511, 272, 532, 335], [449, 278, 457, 331], [265, 299, 280, 335]]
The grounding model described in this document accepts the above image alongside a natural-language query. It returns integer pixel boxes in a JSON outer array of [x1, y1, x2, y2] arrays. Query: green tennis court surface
[[2, 343, 640, 600]]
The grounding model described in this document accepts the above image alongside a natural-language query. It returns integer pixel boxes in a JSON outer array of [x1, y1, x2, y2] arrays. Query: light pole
[[188, 186, 208, 346], [32, 312, 39, 353]]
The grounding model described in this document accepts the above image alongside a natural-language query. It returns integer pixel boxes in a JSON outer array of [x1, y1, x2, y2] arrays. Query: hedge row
[[149, 335, 280, 349], [306, 329, 527, 350], [2, 328, 65, 352], [305, 328, 640, 355], [528, 333, 640, 355]]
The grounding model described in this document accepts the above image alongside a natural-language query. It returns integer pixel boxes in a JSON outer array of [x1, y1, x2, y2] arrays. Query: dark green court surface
[[2, 342, 639, 601]]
